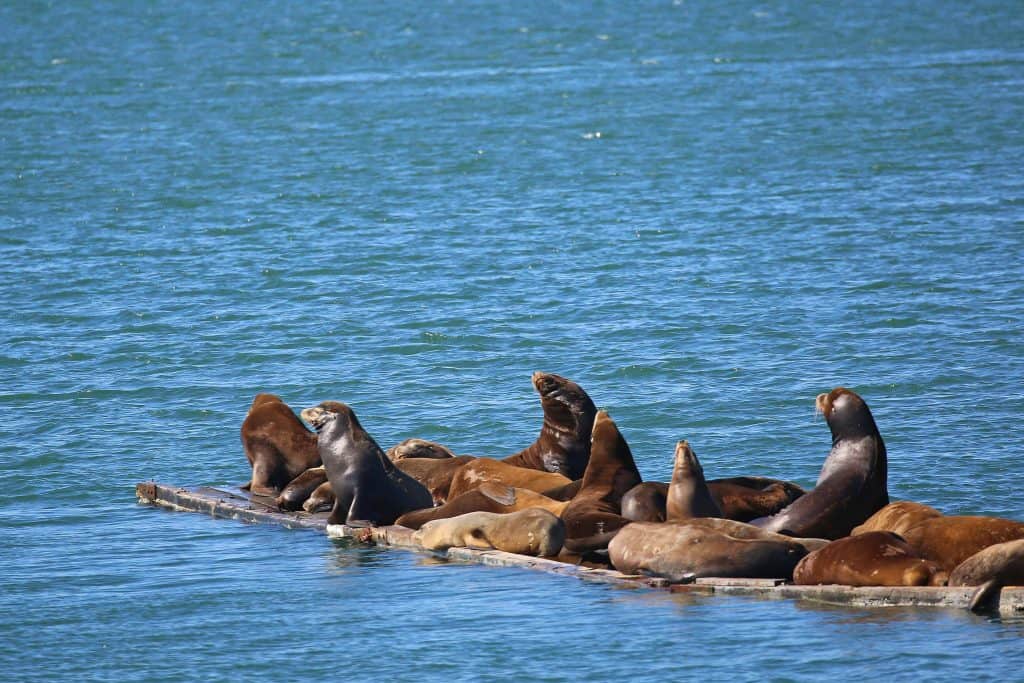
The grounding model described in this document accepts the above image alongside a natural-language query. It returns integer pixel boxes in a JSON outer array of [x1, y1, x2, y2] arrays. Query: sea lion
[[608, 520, 809, 582], [275, 466, 328, 511], [302, 480, 334, 513], [413, 508, 565, 557], [665, 440, 722, 521], [386, 438, 458, 461], [621, 477, 805, 524], [447, 458, 572, 500], [793, 531, 948, 587], [394, 455, 476, 505], [673, 517, 830, 554], [240, 393, 320, 495], [394, 482, 569, 530], [900, 516, 1024, 572], [751, 387, 888, 539], [502, 371, 597, 479], [851, 501, 943, 537], [301, 402, 433, 527], [561, 410, 643, 554], [949, 539, 1024, 612]]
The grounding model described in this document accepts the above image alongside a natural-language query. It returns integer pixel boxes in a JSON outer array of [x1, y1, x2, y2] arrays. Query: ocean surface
[[3, 1, 1024, 679]]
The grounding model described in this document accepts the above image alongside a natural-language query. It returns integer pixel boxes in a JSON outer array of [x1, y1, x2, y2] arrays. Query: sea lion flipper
[[478, 483, 517, 506], [968, 579, 1002, 613]]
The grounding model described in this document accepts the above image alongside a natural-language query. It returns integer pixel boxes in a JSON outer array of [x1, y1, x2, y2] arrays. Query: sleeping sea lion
[[275, 466, 328, 511], [394, 455, 476, 505], [850, 501, 943, 537], [751, 387, 888, 539], [900, 515, 1024, 572], [302, 480, 334, 513], [240, 393, 320, 495], [949, 539, 1024, 612], [394, 482, 569, 530], [793, 531, 948, 587], [413, 508, 565, 557], [386, 438, 458, 461], [447, 458, 571, 500], [301, 401, 433, 527]]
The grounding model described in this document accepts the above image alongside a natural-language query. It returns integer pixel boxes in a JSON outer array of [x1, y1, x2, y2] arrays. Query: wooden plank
[[136, 482, 1024, 614]]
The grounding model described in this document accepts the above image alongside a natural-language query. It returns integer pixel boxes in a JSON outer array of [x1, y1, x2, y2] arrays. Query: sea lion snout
[[301, 405, 332, 431]]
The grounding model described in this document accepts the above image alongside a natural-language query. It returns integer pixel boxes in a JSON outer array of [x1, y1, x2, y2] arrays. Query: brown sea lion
[[851, 501, 943, 537], [561, 410, 643, 554], [900, 516, 1024, 572], [394, 482, 569, 530], [949, 539, 1024, 612], [540, 478, 583, 502], [275, 466, 328, 511], [386, 438, 458, 461], [240, 393, 321, 495], [394, 455, 476, 505], [751, 387, 888, 539], [608, 520, 809, 582], [665, 440, 722, 521], [793, 531, 948, 587], [413, 508, 565, 557], [621, 477, 805, 524], [674, 517, 830, 554], [302, 480, 334, 513], [447, 458, 572, 500], [502, 371, 597, 479], [301, 402, 433, 527]]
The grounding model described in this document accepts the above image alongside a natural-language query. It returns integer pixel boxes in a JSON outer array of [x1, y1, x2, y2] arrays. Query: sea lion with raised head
[[275, 466, 328, 511], [793, 531, 948, 587], [561, 410, 643, 554], [949, 539, 1024, 612], [751, 387, 888, 539], [394, 455, 476, 505], [851, 501, 943, 537], [301, 402, 433, 527], [900, 515, 1024, 572], [447, 458, 572, 500], [608, 520, 809, 582], [394, 482, 568, 530], [621, 477, 805, 524], [413, 508, 565, 557], [502, 371, 597, 480], [386, 438, 458, 461], [240, 393, 320, 495], [665, 440, 722, 521]]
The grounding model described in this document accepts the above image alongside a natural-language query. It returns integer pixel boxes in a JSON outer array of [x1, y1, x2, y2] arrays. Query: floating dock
[[135, 482, 1024, 614]]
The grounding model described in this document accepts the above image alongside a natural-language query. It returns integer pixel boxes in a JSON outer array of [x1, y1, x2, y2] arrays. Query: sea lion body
[[413, 508, 565, 557], [447, 458, 572, 499], [386, 438, 458, 461], [394, 483, 568, 530], [502, 372, 597, 479], [608, 521, 808, 582], [665, 440, 722, 521], [900, 516, 1024, 572], [851, 501, 942, 537], [751, 387, 888, 539], [949, 539, 1024, 612], [240, 393, 320, 495], [621, 482, 668, 523], [394, 455, 476, 505], [793, 531, 948, 587], [621, 477, 805, 524], [302, 402, 433, 527], [275, 466, 328, 511], [561, 410, 643, 553]]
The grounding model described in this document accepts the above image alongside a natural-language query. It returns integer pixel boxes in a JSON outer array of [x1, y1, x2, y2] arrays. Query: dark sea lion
[[793, 531, 948, 587], [851, 501, 943, 537], [394, 482, 569, 530], [413, 508, 565, 557], [394, 455, 476, 505], [301, 402, 433, 527], [502, 371, 598, 479], [386, 438, 458, 461], [621, 477, 805, 524], [665, 440, 722, 521], [447, 458, 572, 499], [608, 520, 809, 582], [240, 393, 320, 495], [561, 410, 643, 554], [949, 539, 1024, 612], [900, 516, 1024, 572], [750, 387, 888, 539], [275, 466, 328, 511], [302, 480, 334, 513]]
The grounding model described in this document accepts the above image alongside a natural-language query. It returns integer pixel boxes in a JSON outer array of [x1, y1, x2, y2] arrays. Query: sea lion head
[[815, 387, 878, 439], [249, 393, 283, 412], [300, 401, 354, 433], [673, 440, 703, 477], [532, 371, 597, 430]]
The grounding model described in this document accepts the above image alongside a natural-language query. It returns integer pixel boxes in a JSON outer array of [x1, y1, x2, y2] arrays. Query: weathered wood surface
[[136, 482, 1024, 614]]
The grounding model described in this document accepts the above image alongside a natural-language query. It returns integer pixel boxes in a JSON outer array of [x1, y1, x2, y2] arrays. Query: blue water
[[3, 1, 1024, 679]]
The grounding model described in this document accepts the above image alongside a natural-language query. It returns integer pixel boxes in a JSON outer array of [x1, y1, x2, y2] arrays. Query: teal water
[[3, 1, 1024, 679]]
